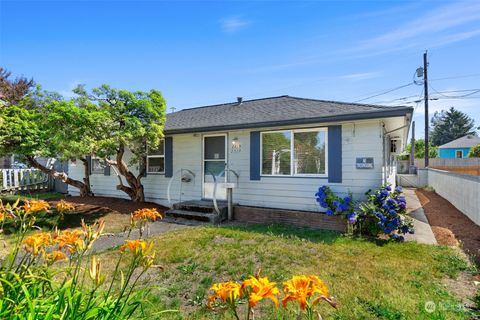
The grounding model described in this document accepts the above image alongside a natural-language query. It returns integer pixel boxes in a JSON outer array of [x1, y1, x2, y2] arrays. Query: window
[[147, 140, 165, 173], [261, 128, 327, 176], [91, 157, 105, 174], [455, 150, 463, 159]]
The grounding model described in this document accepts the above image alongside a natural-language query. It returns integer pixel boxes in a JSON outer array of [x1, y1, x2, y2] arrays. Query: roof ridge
[[285, 95, 408, 109], [172, 95, 290, 113], [171, 95, 408, 114]]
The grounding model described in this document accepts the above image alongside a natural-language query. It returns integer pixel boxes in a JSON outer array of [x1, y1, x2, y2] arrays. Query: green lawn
[[0, 191, 62, 203], [97, 224, 476, 319]]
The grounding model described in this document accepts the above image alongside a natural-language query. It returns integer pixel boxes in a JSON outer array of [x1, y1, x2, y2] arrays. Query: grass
[[0, 191, 62, 203], [96, 224, 475, 319]]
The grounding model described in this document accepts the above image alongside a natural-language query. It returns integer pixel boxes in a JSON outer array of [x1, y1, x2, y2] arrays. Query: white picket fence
[[0, 169, 51, 192]]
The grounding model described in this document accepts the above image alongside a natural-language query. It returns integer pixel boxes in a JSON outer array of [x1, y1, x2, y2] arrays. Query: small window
[[91, 157, 105, 174], [147, 140, 165, 173], [455, 150, 463, 159]]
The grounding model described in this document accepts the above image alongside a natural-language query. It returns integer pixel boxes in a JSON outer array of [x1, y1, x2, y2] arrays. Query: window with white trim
[[91, 157, 105, 174], [455, 150, 463, 159], [147, 140, 165, 173], [261, 128, 328, 176]]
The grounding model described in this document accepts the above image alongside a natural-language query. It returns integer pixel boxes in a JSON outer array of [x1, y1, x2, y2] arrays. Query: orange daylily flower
[[120, 239, 152, 256], [54, 229, 85, 254], [45, 250, 68, 263], [207, 281, 242, 309], [242, 275, 279, 308], [282, 275, 330, 310], [23, 200, 50, 214], [22, 232, 51, 255], [56, 200, 75, 214], [131, 208, 163, 222]]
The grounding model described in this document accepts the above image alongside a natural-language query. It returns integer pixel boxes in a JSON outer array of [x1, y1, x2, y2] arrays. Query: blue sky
[[1, 0, 479, 138]]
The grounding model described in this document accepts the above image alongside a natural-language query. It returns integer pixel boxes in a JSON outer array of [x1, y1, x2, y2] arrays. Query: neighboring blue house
[[438, 135, 480, 158]]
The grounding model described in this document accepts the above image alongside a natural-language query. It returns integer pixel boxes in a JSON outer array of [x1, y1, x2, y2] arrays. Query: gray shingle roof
[[164, 95, 413, 134], [438, 135, 480, 149]]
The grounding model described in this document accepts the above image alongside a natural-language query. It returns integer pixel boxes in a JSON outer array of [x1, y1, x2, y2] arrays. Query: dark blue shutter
[[85, 156, 92, 175], [164, 137, 173, 178], [103, 163, 110, 176], [328, 125, 342, 183], [250, 131, 261, 180]]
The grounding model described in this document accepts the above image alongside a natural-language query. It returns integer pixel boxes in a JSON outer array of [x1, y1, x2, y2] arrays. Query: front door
[[203, 135, 227, 200]]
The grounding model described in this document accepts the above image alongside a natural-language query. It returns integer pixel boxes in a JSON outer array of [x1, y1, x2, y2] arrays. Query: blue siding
[[439, 148, 470, 158], [328, 125, 342, 183], [250, 131, 261, 180]]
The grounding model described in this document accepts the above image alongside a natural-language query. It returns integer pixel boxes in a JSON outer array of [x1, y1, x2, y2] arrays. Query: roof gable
[[438, 135, 480, 149]]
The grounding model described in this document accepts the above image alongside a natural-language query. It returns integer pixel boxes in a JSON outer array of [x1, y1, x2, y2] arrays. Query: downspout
[[382, 123, 387, 185]]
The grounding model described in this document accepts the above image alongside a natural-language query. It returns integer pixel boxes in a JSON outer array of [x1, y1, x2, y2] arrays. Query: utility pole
[[423, 51, 429, 167]]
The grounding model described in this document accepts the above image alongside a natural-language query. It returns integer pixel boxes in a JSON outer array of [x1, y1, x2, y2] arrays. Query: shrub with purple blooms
[[356, 185, 414, 241], [315, 186, 357, 223]]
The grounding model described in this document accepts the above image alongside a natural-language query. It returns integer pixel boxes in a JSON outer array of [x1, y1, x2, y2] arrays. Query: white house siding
[[68, 117, 405, 212]]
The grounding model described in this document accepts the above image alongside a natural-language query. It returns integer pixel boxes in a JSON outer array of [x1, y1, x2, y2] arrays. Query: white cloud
[[220, 16, 250, 33], [339, 72, 381, 81], [358, 2, 480, 50]]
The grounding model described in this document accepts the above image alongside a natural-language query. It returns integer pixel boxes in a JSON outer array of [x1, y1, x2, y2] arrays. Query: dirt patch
[[55, 196, 168, 215], [416, 189, 480, 266], [46, 196, 169, 233]]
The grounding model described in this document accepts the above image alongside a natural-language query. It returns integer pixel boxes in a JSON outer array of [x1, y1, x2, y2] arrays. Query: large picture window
[[261, 128, 327, 176], [147, 140, 165, 173]]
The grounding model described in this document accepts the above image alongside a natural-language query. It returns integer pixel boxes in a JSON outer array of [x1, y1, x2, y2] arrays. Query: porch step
[[166, 200, 230, 223], [165, 209, 221, 223]]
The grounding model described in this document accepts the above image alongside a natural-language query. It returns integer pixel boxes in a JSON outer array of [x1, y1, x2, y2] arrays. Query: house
[[67, 96, 412, 225], [438, 135, 480, 158]]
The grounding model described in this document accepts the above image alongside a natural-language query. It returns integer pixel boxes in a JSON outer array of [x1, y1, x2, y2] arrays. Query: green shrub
[[468, 144, 480, 158]]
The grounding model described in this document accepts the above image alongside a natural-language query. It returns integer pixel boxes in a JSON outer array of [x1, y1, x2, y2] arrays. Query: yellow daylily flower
[[131, 208, 163, 222], [207, 281, 242, 309], [282, 275, 330, 310], [242, 275, 279, 308], [22, 232, 51, 255], [23, 200, 50, 214], [56, 200, 75, 214]]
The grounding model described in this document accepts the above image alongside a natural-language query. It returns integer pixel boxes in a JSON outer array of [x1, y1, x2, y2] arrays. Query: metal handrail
[[218, 168, 240, 187], [167, 168, 196, 208], [205, 170, 220, 214]]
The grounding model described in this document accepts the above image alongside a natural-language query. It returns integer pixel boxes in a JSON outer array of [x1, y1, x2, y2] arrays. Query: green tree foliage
[[0, 88, 98, 196], [403, 139, 438, 159], [74, 85, 166, 202], [468, 144, 480, 158], [430, 107, 478, 146]]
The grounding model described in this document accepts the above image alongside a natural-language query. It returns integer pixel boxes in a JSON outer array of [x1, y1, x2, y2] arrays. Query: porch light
[[232, 137, 239, 146]]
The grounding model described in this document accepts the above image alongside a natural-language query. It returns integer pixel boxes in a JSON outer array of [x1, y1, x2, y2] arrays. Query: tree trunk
[[26, 156, 94, 197], [105, 144, 145, 202]]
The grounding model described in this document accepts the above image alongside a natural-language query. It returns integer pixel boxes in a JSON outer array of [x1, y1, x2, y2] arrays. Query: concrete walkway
[[92, 220, 190, 253], [403, 188, 437, 245]]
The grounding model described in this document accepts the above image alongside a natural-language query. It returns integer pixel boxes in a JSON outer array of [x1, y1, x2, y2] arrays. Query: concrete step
[[165, 209, 224, 223], [173, 200, 228, 215]]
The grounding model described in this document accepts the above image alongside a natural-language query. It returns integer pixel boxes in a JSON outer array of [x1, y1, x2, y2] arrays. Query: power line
[[353, 82, 414, 103], [429, 85, 480, 98]]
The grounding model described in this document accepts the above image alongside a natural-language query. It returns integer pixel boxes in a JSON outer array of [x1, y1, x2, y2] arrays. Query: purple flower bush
[[315, 186, 357, 223], [357, 185, 414, 241], [315, 184, 413, 242]]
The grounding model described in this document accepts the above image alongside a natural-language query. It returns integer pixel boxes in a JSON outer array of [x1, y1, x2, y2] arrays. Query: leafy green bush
[[468, 144, 480, 158], [0, 198, 162, 319]]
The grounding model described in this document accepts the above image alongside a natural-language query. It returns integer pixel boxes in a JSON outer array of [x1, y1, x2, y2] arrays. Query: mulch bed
[[416, 189, 480, 266], [49, 195, 168, 215]]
